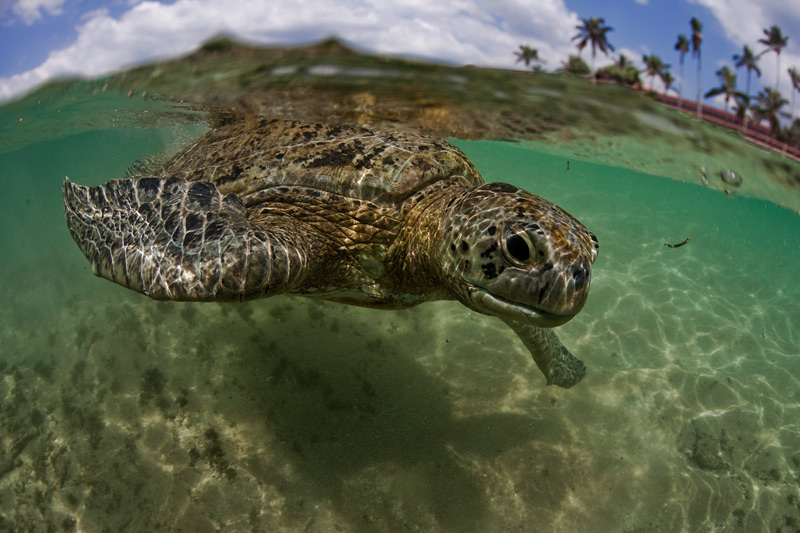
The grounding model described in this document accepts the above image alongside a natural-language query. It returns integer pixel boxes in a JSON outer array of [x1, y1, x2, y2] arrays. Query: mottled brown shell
[[157, 117, 484, 207]]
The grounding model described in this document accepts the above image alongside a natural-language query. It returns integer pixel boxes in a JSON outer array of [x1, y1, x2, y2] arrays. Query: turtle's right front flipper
[[63, 177, 307, 302], [501, 317, 586, 388]]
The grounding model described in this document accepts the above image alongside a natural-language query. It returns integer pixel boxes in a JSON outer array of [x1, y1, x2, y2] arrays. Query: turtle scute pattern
[[157, 118, 484, 206]]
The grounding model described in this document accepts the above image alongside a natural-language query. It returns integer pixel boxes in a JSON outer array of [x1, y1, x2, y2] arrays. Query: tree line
[[514, 17, 800, 145]]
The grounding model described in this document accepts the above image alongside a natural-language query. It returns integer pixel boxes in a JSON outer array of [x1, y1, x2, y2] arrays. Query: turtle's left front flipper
[[63, 177, 307, 302], [501, 317, 586, 388]]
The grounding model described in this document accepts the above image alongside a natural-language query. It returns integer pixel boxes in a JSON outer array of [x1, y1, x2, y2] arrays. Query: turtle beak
[[469, 288, 577, 327]]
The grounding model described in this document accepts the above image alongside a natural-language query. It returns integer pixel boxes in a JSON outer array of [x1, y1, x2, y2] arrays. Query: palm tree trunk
[[742, 70, 751, 135], [696, 51, 703, 119], [745, 70, 751, 97], [776, 54, 781, 91], [678, 61, 685, 111], [591, 48, 596, 85], [788, 90, 796, 155]]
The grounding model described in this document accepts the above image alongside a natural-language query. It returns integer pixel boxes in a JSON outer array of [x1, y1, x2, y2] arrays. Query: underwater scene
[[1, 47, 800, 532]]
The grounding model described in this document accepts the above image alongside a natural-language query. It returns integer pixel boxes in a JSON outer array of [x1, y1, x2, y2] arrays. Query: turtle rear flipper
[[62, 177, 307, 301]]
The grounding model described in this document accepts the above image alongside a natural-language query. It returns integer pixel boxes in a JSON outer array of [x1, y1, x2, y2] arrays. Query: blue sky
[[1, 0, 798, 117]]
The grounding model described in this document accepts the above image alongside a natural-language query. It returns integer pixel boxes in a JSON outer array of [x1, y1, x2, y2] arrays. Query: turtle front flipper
[[501, 318, 586, 388], [63, 177, 307, 302]]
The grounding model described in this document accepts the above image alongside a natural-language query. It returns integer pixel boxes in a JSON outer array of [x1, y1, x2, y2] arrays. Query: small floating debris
[[665, 237, 691, 248], [719, 169, 742, 187]]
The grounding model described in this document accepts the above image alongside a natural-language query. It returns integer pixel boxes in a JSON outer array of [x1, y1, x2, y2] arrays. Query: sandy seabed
[[1, 269, 799, 532]]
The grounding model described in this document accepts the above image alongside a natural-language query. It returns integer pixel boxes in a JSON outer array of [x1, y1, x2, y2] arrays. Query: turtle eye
[[501, 226, 541, 267]]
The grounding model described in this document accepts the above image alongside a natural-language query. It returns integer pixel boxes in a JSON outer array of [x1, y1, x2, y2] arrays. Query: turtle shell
[[157, 117, 484, 207]]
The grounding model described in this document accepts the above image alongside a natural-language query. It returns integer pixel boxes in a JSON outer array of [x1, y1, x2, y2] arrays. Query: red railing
[[658, 93, 800, 162]]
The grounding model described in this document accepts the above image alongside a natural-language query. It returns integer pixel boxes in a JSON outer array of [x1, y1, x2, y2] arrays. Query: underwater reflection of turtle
[[63, 118, 599, 388]]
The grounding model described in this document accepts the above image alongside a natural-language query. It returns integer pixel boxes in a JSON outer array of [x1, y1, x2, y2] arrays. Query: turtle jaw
[[469, 289, 576, 328]]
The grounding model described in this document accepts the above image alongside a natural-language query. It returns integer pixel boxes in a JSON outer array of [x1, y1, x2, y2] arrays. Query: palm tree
[[704, 66, 746, 113], [642, 54, 669, 92], [674, 34, 690, 110], [661, 70, 676, 96], [613, 55, 633, 69], [573, 17, 615, 84], [733, 95, 751, 134], [752, 88, 789, 139], [786, 118, 800, 149], [758, 25, 788, 90], [514, 45, 543, 69], [789, 67, 800, 122], [733, 46, 761, 97], [691, 17, 703, 119]]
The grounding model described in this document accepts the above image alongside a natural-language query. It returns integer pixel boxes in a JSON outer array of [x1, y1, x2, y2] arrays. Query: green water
[[0, 89, 798, 532]]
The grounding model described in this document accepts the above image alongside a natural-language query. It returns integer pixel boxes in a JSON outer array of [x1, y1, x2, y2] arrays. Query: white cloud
[[80, 7, 109, 22], [690, 0, 800, 93], [11, 0, 64, 25], [0, 0, 581, 101], [634, 0, 648, 5]]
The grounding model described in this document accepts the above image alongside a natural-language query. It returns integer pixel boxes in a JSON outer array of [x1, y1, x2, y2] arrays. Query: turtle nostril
[[538, 283, 549, 305], [572, 266, 587, 289]]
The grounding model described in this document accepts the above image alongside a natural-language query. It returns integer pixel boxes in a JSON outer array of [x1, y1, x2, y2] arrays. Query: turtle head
[[440, 182, 598, 327]]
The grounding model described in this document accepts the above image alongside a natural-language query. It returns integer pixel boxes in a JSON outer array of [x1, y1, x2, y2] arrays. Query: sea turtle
[[62, 117, 599, 388]]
